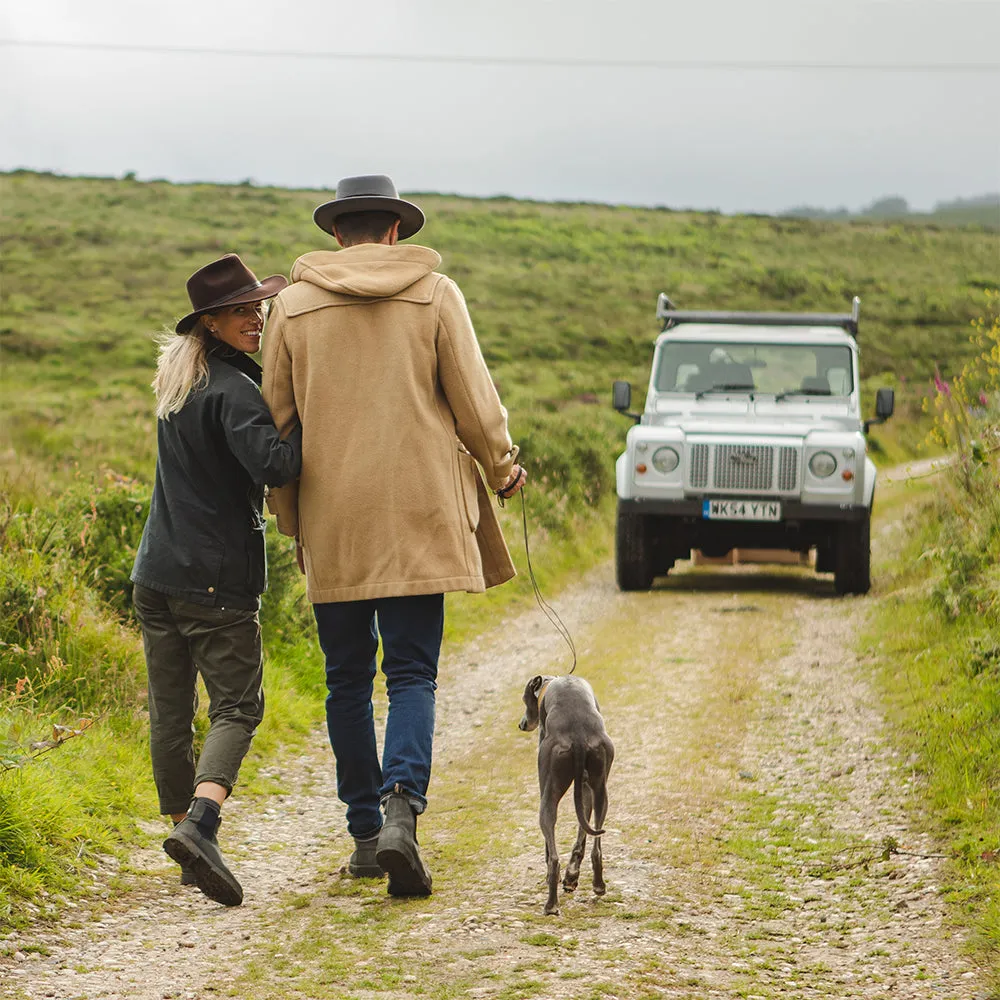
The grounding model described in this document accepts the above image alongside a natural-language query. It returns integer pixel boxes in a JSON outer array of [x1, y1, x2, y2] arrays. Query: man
[[262, 175, 525, 897]]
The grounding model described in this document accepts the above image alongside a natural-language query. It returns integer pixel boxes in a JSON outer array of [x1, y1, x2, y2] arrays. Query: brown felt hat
[[176, 254, 288, 334], [313, 174, 424, 240]]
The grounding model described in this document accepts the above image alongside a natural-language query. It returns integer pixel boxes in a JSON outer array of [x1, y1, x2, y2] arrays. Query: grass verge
[[866, 482, 1000, 985], [865, 295, 999, 985]]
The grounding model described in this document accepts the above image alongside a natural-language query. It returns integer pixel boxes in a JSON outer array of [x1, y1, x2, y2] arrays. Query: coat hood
[[290, 244, 442, 299]]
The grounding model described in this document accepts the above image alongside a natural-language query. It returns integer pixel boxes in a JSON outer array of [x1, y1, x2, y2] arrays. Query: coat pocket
[[457, 448, 481, 533]]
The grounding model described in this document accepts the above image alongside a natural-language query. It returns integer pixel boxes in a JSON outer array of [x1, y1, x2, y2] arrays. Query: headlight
[[651, 446, 680, 474], [808, 451, 837, 478]]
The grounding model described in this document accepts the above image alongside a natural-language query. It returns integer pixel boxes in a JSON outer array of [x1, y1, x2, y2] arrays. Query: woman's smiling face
[[205, 302, 265, 353]]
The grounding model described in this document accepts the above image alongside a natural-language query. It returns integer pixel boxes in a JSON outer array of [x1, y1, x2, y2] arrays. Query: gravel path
[[1, 482, 989, 1000]]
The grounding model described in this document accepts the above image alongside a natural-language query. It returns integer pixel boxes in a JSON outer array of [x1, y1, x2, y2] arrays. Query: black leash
[[496, 484, 577, 675]]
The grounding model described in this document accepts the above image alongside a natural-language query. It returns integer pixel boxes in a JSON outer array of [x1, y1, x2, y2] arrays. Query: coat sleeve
[[436, 278, 518, 491], [219, 383, 302, 488], [261, 296, 301, 537]]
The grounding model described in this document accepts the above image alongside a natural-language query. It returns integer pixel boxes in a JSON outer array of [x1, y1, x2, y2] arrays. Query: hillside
[[2, 169, 997, 486]]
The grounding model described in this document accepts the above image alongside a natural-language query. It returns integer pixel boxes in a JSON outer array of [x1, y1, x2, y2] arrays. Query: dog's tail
[[572, 743, 606, 837]]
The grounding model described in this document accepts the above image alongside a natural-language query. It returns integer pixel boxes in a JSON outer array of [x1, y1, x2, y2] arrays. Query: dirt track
[[1, 478, 989, 1000]]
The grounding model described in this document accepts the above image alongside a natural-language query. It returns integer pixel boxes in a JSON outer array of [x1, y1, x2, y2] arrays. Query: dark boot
[[376, 789, 432, 897], [163, 798, 243, 906], [171, 821, 199, 886], [348, 833, 385, 878]]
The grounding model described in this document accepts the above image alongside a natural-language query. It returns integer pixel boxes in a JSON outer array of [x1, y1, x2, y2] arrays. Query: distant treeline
[[784, 193, 1000, 229]]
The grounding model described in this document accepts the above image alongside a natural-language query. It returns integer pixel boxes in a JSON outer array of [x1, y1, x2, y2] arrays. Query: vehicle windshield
[[654, 341, 854, 397]]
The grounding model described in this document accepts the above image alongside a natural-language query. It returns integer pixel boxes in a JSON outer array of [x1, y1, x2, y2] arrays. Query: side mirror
[[612, 380, 642, 424], [612, 380, 632, 412], [875, 387, 895, 420], [865, 387, 895, 433]]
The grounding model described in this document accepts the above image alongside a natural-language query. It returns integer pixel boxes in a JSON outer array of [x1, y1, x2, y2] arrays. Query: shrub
[[924, 290, 1000, 625]]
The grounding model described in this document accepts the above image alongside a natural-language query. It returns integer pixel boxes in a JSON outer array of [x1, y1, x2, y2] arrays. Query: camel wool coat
[[261, 243, 518, 603]]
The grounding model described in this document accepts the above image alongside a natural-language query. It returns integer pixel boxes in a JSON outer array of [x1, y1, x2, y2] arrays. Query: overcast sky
[[2, 0, 998, 214]]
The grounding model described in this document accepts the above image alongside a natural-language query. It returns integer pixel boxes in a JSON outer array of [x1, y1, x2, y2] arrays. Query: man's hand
[[497, 464, 527, 499], [296, 541, 305, 575]]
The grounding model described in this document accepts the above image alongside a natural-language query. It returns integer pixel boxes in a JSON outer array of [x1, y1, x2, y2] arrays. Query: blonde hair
[[152, 319, 211, 420]]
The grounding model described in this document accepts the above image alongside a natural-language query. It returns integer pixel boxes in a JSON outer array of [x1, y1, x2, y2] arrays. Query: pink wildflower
[[980, 391, 989, 407], [933, 365, 951, 397]]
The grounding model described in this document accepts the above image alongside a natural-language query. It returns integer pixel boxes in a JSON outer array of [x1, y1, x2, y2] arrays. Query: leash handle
[[495, 464, 524, 502], [498, 487, 577, 675]]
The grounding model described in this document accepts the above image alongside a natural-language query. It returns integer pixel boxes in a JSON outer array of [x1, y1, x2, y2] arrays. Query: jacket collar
[[207, 342, 262, 386]]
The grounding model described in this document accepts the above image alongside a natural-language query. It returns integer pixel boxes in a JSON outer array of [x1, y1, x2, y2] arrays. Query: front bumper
[[618, 497, 869, 522]]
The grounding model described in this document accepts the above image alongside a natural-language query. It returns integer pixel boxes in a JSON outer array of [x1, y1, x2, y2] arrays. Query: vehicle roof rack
[[656, 293, 861, 338]]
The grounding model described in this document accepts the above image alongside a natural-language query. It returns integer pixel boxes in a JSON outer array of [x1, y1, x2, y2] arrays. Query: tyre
[[833, 513, 871, 595], [616, 504, 654, 591]]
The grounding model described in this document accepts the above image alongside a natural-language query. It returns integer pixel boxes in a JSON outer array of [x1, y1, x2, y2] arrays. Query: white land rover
[[612, 294, 895, 595]]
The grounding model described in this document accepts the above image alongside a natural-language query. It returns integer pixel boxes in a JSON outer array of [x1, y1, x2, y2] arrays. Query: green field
[[2, 170, 997, 488], [1, 170, 998, 959]]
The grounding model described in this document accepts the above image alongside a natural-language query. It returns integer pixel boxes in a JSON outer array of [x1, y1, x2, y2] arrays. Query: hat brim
[[175, 274, 288, 334], [313, 195, 424, 241]]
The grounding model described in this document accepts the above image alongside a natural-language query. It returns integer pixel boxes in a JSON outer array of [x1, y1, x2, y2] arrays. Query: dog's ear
[[519, 675, 544, 732], [522, 675, 543, 706]]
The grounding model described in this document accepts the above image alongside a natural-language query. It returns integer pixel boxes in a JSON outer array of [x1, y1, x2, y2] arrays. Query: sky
[[2, 0, 998, 214]]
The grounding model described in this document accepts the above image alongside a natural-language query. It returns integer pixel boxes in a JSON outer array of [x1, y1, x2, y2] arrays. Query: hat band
[[197, 279, 263, 312]]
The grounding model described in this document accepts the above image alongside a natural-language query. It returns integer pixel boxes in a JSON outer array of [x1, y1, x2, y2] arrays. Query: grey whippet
[[519, 674, 615, 915]]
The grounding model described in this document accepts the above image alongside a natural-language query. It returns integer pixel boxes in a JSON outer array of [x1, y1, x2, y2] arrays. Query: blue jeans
[[313, 593, 443, 840]]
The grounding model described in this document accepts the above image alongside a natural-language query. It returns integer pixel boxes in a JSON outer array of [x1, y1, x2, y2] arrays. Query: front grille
[[685, 442, 800, 493], [714, 444, 774, 491], [690, 444, 710, 488], [778, 447, 798, 491]]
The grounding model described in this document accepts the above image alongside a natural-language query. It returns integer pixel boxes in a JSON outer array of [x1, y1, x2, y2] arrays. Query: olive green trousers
[[133, 584, 264, 815]]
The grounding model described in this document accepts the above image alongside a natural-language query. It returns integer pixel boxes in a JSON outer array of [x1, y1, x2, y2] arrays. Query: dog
[[519, 674, 615, 915]]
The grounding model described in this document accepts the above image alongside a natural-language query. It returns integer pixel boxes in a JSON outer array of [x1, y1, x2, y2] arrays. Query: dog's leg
[[540, 792, 561, 915], [590, 814, 606, 896], [538, 753, 571, 916], [563, 778, 592, 892]]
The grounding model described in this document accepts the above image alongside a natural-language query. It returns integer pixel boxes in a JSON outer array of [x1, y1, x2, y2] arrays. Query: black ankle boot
[[163, 798, 243, 906], [376, 789, 432, 897], [349, 833, 385, 878]]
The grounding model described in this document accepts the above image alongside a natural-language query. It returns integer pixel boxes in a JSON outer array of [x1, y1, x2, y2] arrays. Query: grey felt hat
[[313, 174, 425, 240]]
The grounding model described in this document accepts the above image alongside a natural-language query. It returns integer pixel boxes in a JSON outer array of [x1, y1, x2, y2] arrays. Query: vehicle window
[[654, 342, 855, 395]]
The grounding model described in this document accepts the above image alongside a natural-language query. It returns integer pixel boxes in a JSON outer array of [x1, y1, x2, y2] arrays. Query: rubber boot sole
[[376, 831, 432, 897], [163, 830, 243, 907]]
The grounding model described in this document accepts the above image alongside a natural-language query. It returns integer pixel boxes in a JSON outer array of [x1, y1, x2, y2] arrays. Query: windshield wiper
[[773, 388, 833, 402], [694, 383, 755, 400]]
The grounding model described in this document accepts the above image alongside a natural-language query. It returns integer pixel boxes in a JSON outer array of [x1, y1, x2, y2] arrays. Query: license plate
[[702, 498, 782, 522]]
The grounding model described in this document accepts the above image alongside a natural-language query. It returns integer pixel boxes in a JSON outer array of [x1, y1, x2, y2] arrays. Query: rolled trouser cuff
[[380, 784, 426, 815], [191, 774, 234, 796]]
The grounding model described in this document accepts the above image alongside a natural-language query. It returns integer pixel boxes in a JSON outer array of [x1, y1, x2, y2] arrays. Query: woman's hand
[[497, 464, 527, 499]]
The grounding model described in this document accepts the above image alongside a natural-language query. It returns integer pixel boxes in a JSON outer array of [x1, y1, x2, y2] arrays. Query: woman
[[130, 254, 301, 907]]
